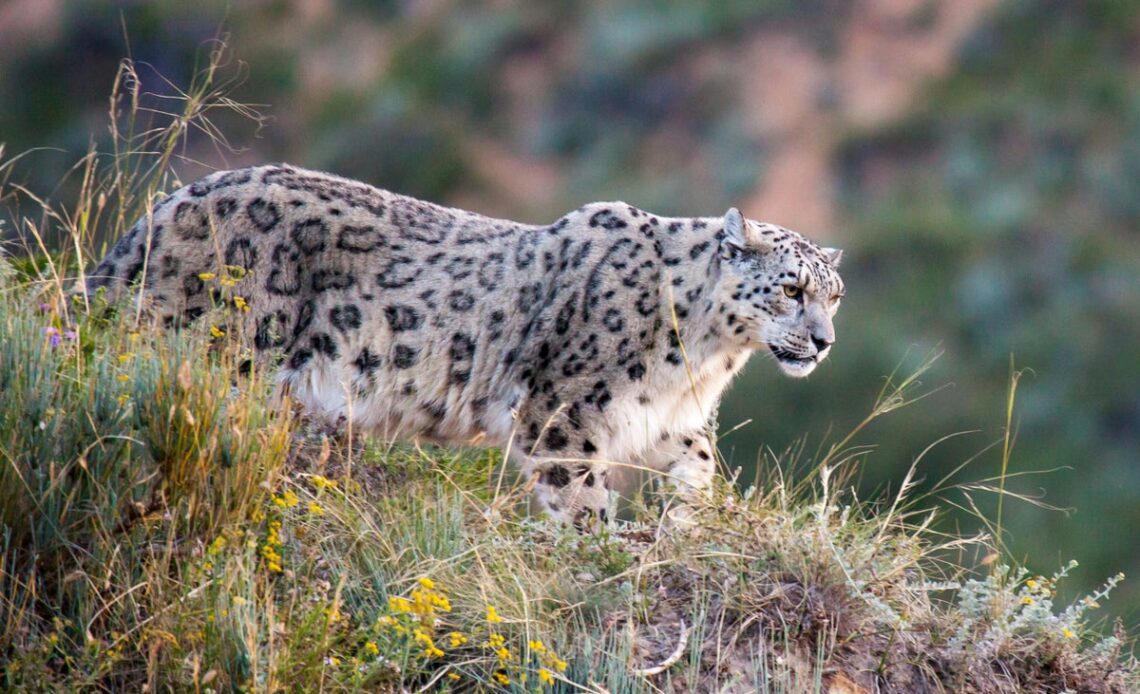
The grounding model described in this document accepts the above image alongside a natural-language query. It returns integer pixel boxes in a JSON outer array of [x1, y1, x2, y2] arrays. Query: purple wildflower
[[44, 326, 61, 349]]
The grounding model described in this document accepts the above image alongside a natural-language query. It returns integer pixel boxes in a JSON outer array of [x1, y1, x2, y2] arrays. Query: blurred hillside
[[1, 0, 1137, 625]]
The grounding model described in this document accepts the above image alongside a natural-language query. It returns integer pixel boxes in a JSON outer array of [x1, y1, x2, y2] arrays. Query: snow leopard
[[84, 164, 845, 529]]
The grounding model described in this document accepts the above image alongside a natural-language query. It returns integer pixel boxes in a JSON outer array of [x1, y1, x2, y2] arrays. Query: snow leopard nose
[[811, 335, 832, 354]]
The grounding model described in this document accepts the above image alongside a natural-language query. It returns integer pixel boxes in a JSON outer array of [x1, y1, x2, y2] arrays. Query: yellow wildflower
[[389, 596, 413, 613], [220, 277, 236, 287], [447, 672, 461, 681], [273, 489, 299, 508], [233, 296, 249, 312], [551, 657, 568, 672], [324, 656, 341, 667], [528, 639, 545, 653], [487, 633, 506, 648], [117, 353, 132, 363], [308, 501, 324, 516], [1062, 627, 1076, 639], [311, 474, 337, 490], [1026, 579, 1038, 591], [1021, 596, 1034, 605], [539, 667, 555, 685], [209, 325, 225, 338], [493, 671, 510, 685], [486, 605, 503, 623], [448, 631, 468, 648], [198, 272, 216, 280], [425, 646, 444, 658], [364, 641, 380, 656], [496, 647, 511, 661], [263, 539, 282, 560], [116, 373, 130, 383], [413, 628, 434, 647], [418, 577, 435, 590]]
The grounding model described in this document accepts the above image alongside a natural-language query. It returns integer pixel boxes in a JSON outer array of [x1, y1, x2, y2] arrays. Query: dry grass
[[0, 41, 1137, 693]]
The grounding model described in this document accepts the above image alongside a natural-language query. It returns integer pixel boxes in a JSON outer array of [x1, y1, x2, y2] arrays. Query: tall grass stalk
[[993, 355, 1025, 563]]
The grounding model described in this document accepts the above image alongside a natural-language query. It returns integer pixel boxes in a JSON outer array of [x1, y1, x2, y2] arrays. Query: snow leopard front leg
[[511, 430, 614, 531], [644, 430, 718, 525]]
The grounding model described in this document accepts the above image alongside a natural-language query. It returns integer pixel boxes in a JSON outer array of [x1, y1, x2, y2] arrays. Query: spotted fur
[[84, 165, 845, 528]]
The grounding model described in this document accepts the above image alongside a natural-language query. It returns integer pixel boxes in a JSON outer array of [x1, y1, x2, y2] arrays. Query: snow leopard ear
[[722, 207, 747, 250], [823, 247, 843, 266], [721, 208, 774, 254]]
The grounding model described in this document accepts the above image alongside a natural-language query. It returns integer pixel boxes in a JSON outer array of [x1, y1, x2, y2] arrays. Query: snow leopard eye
[[783, 285, 802, 300]]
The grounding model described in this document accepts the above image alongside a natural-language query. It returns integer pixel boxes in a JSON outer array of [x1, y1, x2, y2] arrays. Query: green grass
[[1, 44, 1137, 693], [1, 277, 1135, 691]]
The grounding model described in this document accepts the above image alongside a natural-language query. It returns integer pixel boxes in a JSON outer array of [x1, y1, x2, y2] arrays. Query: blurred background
[[1, 0, 1137, 626]]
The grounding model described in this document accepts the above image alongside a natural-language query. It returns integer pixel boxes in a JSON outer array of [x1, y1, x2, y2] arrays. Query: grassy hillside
[[0, 258, 1135, 692], [0, 265, 1135, 692], [1, 50, 1137, 692]]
